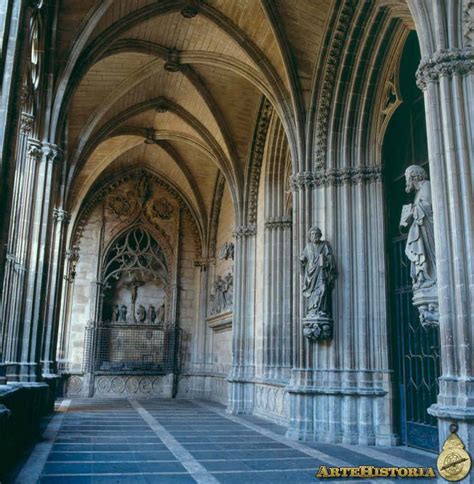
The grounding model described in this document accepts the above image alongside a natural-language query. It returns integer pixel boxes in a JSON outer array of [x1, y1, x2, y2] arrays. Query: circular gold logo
[[437, 427, 472, 481]]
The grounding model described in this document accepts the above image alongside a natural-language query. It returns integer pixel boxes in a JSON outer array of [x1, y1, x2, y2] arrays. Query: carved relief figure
[[136, 304, 146, 323], [148, 305, 156, 324], [400, 165, 436, 289], [210, 273, 233, 315], [111, 304, 119, 322], [157, 302, 165, 324], [300, 226, 337, 341], [223, 273, 233, 308], [218, 242, 234, 260], [119, 305, 128, 322]]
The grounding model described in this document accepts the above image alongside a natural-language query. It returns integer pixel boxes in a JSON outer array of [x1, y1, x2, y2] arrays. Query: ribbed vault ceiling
[[57, 0, 412, 240]]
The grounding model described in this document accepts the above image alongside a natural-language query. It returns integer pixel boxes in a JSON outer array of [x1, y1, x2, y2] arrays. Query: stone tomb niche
[[92, 227, 175, 375]]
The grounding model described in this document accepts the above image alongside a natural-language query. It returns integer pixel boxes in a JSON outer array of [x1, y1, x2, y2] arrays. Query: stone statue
[[111, 304, 119, 322], [400, 165, 436, 289], [148, 305, 156, 323], [157, 302, 165, 324], [300, 226, 337, 341], [119, 305, 128, 322], [400, 165, 438, 325], [136, 304, 146, 323]]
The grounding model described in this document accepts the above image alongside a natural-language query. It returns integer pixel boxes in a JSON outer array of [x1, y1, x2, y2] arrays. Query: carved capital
[[233, 224, 256, 238], [42, 143, 62, 164], [264, 216, 292, 230], [53, 208, 70, 223], [416, 48, 474, 90], [20, 113, 34, 135], [194, 257, 215, 268], [289, 172, 315, 191], [27, 139, 42, 161]]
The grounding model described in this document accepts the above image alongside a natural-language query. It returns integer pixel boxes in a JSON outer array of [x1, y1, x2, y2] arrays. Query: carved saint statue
[[300, 226, 337, 341], [157, 302, 165, 324], [136, 304, 146, 323], [400, 165, 438, 326], [111, 304, 119, 322], [119, 305, 128, 322], [400, 165, 436, 289], [148, 305, 156, 324]]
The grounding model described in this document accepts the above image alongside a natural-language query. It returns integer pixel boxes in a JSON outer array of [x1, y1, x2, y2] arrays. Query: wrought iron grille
[[391, 235, 440, 451], [83, 323, 180, 375]]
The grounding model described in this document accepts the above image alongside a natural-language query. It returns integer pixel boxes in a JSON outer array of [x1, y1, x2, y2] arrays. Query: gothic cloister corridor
[[11, 398, 436, 483], [1, 0, 473, 482]]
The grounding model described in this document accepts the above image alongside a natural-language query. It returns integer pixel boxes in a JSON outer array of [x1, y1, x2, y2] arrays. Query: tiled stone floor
[[15, 398, 437, 483]]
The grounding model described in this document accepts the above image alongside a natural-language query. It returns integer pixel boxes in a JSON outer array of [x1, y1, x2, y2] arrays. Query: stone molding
[[247, 98, 273, 225], [53, 208, 70, 223], [264, 216, 292, 230], [416, 48, 474, 90], [290, 165, 382, 191], [233, 224, 256, 238], [314, 0, 356, 170], [206, 309, 232, 332]]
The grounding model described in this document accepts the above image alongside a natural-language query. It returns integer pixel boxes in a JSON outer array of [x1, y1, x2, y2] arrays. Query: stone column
[[18, 142, 60, 382], [407, 0, 474, 462], [227, 224, 256, 414], [262, 217, 292, 382], [41, 208, 70, 377], [1, 111, 34, 383], [286, 168, 396, 445]]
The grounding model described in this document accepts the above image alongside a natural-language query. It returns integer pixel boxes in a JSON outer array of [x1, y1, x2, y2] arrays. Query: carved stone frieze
[[463, 0, 474, 46], [416, 48, 474, 90], [73, 169, 201, 258], [314, 1, 356, 170], [233, 224, 256, 238], [19, 113, 34, 135], [264, 216, 292, 230], [290, 166, 382, 191], [247, 98, 273, 224]]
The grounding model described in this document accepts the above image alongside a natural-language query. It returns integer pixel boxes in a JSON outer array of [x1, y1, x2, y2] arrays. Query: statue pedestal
[[412, 286, 439, 327], [303, 314, 333, 341]]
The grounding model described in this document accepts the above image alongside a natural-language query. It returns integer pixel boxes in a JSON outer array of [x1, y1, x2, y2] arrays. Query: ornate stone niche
[[93, 226, 174, 374]]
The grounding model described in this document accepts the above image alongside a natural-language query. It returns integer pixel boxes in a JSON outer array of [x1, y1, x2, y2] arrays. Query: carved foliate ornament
[[107, 194, 133, 218], [151, 197, 173, 220]]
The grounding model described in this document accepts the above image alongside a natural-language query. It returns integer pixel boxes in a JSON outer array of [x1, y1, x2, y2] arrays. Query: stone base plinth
[[64, 373, 175, 398]]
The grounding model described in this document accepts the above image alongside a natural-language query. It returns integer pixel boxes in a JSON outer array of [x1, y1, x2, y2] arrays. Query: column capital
[[233, 224, 256, 238], [42, 142, 62, 164], [264, 216, 292, 230], [19, 112, 34, 135], [416, 47, 474, 90], [27, 139, 42, 161], [53, 208, 70, 223]]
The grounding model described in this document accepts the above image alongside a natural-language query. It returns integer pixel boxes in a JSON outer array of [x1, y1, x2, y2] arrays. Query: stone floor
[[13, 398, 437, 483]]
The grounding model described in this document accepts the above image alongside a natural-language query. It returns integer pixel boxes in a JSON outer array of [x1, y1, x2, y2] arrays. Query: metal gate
[[390, 234, 440, 451]]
